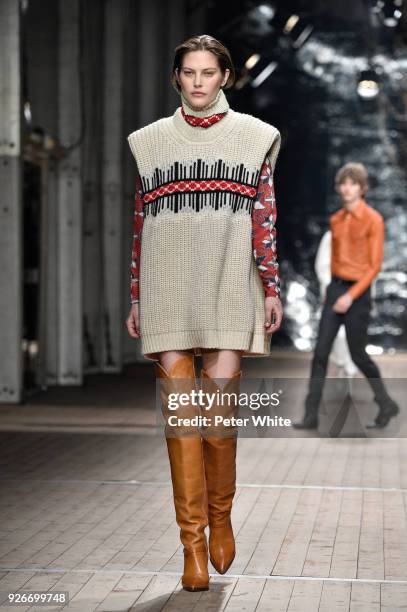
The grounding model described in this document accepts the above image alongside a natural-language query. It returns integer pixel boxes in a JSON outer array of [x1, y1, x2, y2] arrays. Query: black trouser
[[305, 276, 391, 414]]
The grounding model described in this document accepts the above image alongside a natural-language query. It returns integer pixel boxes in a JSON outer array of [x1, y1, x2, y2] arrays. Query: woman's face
[[176, 50, 230, 109]]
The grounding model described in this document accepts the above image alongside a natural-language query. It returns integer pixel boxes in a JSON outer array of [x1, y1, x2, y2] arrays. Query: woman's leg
[[199, 349, 243, 574], [155, 349, 209, 591]]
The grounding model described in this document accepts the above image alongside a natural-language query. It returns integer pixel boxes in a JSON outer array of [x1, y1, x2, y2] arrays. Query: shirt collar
[[343, 198, 365, 219]]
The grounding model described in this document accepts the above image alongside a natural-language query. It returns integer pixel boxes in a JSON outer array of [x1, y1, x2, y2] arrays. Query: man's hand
[[126, 303, 141, 338], [332, 292, 353, 313], [264, 296, 283, 336]]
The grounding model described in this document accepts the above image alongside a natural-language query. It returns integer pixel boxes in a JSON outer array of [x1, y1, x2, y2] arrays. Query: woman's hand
[[264, 296, 283, 336], [126, 303, 141, 338]]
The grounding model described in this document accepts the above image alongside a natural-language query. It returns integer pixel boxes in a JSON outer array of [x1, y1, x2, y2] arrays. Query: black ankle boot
[[366, 396, 400, 429], [292, 412, 319, 429]]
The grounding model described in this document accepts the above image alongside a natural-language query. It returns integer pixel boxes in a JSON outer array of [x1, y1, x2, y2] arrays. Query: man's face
[[337, 177, 363, 205]]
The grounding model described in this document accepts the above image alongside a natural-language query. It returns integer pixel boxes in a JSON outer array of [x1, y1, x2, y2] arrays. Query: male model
[[293, 162, 399, 430]]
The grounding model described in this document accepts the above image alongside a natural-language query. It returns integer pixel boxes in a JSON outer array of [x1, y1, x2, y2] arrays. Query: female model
[[126, 34, 283, 592]]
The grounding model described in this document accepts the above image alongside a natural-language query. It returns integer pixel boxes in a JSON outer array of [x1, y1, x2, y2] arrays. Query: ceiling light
[[357, 69, 380, 99]]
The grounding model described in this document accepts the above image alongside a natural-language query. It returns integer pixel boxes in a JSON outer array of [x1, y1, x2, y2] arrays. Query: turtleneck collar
[[170, 87, 236, 144], [180, 87, 229, 119]]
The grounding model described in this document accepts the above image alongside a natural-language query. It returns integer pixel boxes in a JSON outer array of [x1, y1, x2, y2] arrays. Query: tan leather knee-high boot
[[200, 367, 242, 574], [155, 353, 209, 591]]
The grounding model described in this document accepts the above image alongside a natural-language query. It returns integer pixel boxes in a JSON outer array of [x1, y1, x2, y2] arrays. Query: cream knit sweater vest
[[127, 88, 281, 361]]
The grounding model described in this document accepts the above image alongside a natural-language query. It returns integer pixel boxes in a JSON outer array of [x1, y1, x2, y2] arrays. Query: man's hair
[[335, 162, 369, 195]]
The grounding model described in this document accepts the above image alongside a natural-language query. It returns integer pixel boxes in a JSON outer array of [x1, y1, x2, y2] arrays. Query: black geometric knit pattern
[[140, 159, 261, 218]]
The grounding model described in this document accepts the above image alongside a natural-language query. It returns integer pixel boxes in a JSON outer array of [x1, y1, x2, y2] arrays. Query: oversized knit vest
[[127, 88, 281, 361]]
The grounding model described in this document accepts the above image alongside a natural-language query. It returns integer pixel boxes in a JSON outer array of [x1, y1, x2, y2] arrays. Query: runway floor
[[0, 349, 406, 611]]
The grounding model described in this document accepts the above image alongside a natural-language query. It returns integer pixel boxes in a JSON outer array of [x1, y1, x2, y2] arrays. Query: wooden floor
[[0, 349, 406, 611]]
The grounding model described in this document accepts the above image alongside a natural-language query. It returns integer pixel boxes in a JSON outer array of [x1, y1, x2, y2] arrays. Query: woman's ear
[[222, 68, 230, 87]]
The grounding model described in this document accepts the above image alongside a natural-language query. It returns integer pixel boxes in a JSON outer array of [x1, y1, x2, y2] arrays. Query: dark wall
[[206, 1, 407, 351]]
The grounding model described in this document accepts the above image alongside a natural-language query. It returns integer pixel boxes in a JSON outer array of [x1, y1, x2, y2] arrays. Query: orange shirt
[[330, 198, 384, 300]]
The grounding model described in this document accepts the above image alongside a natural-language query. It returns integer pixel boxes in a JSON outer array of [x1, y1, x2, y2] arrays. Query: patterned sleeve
[[130, 173, 144, 305], [252, 154, 281, 299]]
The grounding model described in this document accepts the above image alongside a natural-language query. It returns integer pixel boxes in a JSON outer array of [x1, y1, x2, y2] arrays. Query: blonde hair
[[170, 34, 235, 94], [335, 162, 369, 195]]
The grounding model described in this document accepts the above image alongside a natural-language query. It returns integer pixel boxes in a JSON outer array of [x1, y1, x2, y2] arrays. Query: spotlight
[[245, 3, 276, 37], [245, 54, 261, 70], [24, 101, 32, 124], [237, 54, 279, 89], [234, 54, 261, 89], [283, 14, 314, 49], [257, 3, 275, 20], [284, 14, 299, 33], [357, 69, 380, 99], [251, 61, 278, 87], [384, 9, 401, 27], [376, 0, 403, 27]]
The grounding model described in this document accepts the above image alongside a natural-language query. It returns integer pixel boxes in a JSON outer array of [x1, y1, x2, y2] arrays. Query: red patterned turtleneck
[[180, 105, 228, 127], [129, 92, 281, 305]]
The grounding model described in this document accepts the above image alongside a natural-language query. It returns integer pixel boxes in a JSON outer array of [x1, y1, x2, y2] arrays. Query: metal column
[[101, 0, 125, 371], [0, 0, 23, 403], [56, 0, 83, 384]]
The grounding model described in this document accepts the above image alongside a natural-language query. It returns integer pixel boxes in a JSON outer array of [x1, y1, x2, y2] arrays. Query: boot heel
[[182, 549, 210, 591]]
